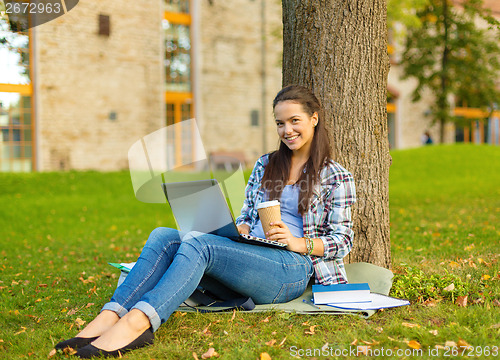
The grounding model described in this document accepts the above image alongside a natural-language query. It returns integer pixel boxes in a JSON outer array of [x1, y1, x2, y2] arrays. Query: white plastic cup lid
[[256, 200, 280, 210]]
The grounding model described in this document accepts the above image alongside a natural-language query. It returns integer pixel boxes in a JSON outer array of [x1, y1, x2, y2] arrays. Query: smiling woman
[[53, 85, 356, 359], [274, 101, 318, 159], [0, 10, 34, 172]]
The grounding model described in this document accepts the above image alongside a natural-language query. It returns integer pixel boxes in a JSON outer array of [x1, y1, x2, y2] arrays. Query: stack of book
[[312, 282, 410, 310], [312, 283, 371, 305]]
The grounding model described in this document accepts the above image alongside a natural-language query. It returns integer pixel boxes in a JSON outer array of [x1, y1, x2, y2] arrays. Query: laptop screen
[[162, 180, 240, 240]]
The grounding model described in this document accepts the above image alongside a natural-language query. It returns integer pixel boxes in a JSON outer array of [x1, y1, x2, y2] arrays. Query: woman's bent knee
[[145, 227, 182, 250]]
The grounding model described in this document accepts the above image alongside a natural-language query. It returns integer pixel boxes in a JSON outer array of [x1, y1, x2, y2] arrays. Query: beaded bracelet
[[304, 236, 314, 256]]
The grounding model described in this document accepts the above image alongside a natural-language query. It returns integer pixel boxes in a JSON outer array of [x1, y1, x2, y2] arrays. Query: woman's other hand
[[237, 224, 250, 235], [266, 221, 305, 253]]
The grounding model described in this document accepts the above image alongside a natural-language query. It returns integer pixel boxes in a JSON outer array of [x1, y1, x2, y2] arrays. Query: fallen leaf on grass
[[402, 322, 420, 328], [448, 261, 460, 268], [443, 283, 455, 291], [305, 325, 317, 335], [388, 337, 405, 345], [201, 347, 218, 359], [429, 330, 438, 336], [473, 296, 484, 304], [478, 258, 491, 266], [493, 299, 500, 307], [361, 339, 380, 346], [445, 341, 457, 347], [278, 337, 287, 347], [229, 309, 236, 322], [193, 352, 199, 360], [79, 276, 95, 284], [457, 339, 470, 348], [202, 323, 212, 336], [456, 296, 468, 307], [48, 348, 57, 358], [265, 339, 276, 346], [407, 340, 421, 350], [14, 326, 26, 335], [261, 316, 271, 323], [62, 347, 77, 355], [67, 308, 79, 316], [481, 275, 491, 281], [464, 244, 475, 251], [357, 346, 370, 355], [430, 318, 444, 326], [351, 339, 358, 345], [489, 324, 500, 329], [74, 318, 86, 328], [260, 352, 272, 360]]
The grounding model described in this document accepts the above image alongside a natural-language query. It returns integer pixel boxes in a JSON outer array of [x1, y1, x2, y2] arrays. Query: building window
[[164, 1, 194, 168], [387, 92, 397, 149], [250, 109, 259, 127], [453, 99, 500, 144], [163, 20, 191, 93], [0, 9, 34, 172], [164, 0, 190, 13]]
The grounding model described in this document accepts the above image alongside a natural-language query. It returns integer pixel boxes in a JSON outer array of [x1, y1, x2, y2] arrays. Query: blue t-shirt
[[250, 185, 304, 239]]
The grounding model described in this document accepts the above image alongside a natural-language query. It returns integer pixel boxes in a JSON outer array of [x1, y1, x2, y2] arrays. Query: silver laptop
[[162, 179, 287, 249]]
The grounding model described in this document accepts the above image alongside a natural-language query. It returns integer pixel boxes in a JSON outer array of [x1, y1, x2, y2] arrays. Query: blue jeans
[[102, 227, 314, 331]]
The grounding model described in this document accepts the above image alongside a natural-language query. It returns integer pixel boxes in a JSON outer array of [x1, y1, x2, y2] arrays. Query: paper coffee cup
[[256, 200, 281, 235]]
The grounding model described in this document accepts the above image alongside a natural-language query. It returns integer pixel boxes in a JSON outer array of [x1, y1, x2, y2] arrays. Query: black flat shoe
[[76, 327, 154, 358], [55, 336, 99, 351]]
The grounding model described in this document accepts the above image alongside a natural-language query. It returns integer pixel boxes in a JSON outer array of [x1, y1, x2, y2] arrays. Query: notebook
[[162, 179, 287, 249]]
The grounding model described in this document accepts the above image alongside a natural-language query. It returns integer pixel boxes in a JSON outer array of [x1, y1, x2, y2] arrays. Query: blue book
[[312, 283, 371, 305]]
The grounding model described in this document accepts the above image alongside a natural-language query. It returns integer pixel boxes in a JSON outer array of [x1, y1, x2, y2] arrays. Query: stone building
[[0, 0, 497, 172], [0, 0, 284, 172]]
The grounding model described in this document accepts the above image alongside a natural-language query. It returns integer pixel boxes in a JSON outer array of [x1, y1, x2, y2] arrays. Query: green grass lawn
[[0, 144, 499, 359]]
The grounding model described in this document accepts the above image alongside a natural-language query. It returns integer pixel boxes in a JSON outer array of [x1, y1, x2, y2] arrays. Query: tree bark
[[282, 0, 392, 268], [439, 0, 449, 144]]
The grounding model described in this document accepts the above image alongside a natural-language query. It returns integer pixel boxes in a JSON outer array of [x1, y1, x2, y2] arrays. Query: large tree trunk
[[282, 0, 392, 268]]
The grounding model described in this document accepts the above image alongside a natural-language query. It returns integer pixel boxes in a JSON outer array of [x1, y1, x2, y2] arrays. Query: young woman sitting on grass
[[54, 85, 356, 358]]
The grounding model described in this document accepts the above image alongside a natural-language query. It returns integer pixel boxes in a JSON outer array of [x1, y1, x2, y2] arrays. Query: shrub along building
[[0, 0, 498, 172]]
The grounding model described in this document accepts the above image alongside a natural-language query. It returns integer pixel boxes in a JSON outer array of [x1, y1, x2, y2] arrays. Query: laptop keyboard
[[240, 233, 287, 248]]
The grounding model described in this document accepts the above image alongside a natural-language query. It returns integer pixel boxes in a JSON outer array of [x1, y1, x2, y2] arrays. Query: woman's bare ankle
[[77, 310, 120, 338], [123, 309, 151, 333]]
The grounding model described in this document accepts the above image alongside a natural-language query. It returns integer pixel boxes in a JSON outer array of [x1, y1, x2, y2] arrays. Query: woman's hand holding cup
[[266, 221, 304, 253]]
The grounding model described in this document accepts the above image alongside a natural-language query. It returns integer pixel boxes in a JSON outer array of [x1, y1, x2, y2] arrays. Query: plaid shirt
[[235, 153, 356, 285]]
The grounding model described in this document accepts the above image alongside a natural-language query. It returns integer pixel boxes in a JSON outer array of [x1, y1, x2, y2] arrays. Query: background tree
[[281, 0, 392, 267], [402, 0, 500, 143], [387, 0, 430, 34]]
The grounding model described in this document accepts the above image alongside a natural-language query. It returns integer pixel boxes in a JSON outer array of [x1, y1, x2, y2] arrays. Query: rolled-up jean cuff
[[101, 302, 129, 318], [131, 301, 161, 332]]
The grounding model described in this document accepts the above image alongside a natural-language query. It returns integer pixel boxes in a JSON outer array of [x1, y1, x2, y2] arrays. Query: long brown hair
[[261, 85, 332, 215]]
